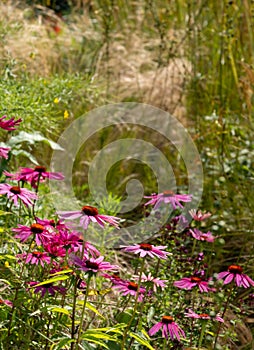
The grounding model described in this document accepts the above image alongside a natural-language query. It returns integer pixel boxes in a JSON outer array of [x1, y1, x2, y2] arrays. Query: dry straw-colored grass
[[1, 1, 192, 123], [94, 32, 192, 122]]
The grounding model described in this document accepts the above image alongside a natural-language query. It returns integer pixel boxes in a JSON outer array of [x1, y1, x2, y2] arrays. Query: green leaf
[[115, 311, 135, 327], [129, 332, 154, 350], [11, 149, 39, 165], [81, 335, 109, 349], [8, 131, 64, 151], [0, 210, 12, 216], [0, 278, 12, 286], [86, 324, 126, 335], [50, 307, 70, 316], [77, 300, 105, 319], [50, 338, 75, 350], [49, 269, 73, 276], [83, 331, 118, 342], [31, 275, 69, 287]]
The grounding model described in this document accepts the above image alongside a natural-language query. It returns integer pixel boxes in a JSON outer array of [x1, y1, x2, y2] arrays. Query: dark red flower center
[[139, 243, 152, 251], [199, 313, 209, 318], [190, 276, 202, 283], [34, 166, 47, 173], [30, 223, 45, 234], [162, 316, 174, 324], [82, 206, 99, 216], [128, 282, 138, 291], [10, 186, 21, 194], [163, 190, 174, 197], [32, 251, 43, 257], [228, 265, 243, 274], [112, 273, 121, 280], [43, 283, 53, 288], [85, 260, 99, 270], [0, 299, 4, 304], [49, 220, 56, 227]]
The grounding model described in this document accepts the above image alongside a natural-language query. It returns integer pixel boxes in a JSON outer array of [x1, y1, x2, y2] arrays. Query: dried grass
[[1, 1, 192, 123], [95, 31, 192, 123]]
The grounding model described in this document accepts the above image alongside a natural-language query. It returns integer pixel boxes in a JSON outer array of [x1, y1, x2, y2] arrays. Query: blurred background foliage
[[0, 0, 253, 269]]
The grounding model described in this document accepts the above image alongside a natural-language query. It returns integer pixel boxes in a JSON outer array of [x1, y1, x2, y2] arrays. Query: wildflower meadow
[[1, 1, 254, 350]]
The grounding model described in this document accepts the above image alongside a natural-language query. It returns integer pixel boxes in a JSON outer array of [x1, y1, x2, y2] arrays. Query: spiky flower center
[[32, 251, 43, 257], [162, 316, 174, 324], [112, 273, 121, 280], [49, 220, 56, 227], [43, 283, 53, 288], [128, 282, 138, 291], [228, 265, 243, 274], [85, 260, 99, 270], [199, 313, 209, 318], [34, 166, 47, 173], [139, 243, 153, 251], [163, 190, 174, 197], [30, 223, 45, 234], [82, 206, 98, 216], [0, 299, 4, 304], [10, 186, 21, 194], [190, 276, 202, 283]]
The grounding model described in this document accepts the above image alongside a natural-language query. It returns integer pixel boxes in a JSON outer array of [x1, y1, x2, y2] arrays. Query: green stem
[[121, 258, 145, 350], [213, 283, 234, 349], [163, 337, 168, 350], [70, 277, 78, 350], [198, 321, 207, 349], [75, 274, 92, 349]]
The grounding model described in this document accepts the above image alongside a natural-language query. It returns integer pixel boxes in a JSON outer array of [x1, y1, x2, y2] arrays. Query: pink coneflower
[[217, 265, 254, 288], [0, 115, 22, 130], [18, 166, 64, 187], [121, 243, 169, 259], [43, 241, 67, 258], [29, 281, 66, 297], [148, 316, 185, 341], [17, 251, 51, 267], [144, 191, 192, 210], [184, 309, 224, 322], [190, 228, 215, 243], [77, 238, 101, 257], [51, 229, 81, 253], [57, 205, 121, 230], [3, 170, 28, 182], [0, 184, 38, 207], [36, 217, 67, 232], [70, 254, 118, 274], [140, 273, 167, 292], [102, 272, 125, 285], [0, 147, 10, 159], [113, 281, 146, 302], [174, 276, 214, 293], [0, 299, 13, 307], [13, 223, 49, 246], [189, 209, 212, 221]]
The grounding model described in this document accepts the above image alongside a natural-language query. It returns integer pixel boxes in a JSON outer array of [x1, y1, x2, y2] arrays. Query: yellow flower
[[64, 110, 69, 119], [54, 97, 59, 104]]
